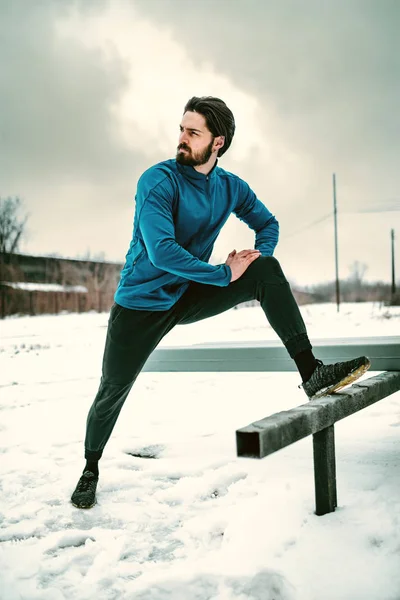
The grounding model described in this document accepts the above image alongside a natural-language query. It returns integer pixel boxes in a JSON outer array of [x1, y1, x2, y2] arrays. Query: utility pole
[[391, 229, 396, 296], [333, 174, 340, 312]]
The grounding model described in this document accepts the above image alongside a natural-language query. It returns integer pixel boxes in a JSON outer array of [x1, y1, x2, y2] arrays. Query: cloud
[[133, 0, 400, 178], [132, 0, 400, 282], [0, 0, 398, 282], [131, 0, 400, 204], [0, 0, 288, 261], [0, 0, 155, 257], [0, 0, 147, 184]]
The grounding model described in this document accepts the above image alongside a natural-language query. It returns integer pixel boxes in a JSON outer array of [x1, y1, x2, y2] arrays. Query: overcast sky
[[1, 0, 399, 285]]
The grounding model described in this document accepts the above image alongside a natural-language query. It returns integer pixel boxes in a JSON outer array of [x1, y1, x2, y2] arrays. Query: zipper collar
[[176, 160, 219, 181]]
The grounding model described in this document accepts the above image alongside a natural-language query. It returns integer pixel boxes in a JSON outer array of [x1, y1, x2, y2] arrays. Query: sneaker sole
[[311, 359, 371, 399], [71, 499, 96, 509]]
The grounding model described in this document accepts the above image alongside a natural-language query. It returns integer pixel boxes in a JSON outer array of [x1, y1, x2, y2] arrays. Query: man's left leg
[[173, 256, 370, 398]]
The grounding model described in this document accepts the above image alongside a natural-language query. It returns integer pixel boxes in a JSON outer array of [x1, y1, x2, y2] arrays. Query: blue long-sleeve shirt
[[114, 159, 279, 310]]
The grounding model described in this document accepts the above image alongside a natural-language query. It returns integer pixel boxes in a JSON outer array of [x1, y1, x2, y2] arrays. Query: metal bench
[[144, 336, 400, 516]]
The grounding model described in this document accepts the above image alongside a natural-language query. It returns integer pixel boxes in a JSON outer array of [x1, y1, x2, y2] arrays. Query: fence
[[0, 285, 115, 318]]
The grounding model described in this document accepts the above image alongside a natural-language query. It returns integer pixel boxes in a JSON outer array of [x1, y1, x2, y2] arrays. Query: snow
[[2, 282, 88, 293], [0, 302, 399, 600]]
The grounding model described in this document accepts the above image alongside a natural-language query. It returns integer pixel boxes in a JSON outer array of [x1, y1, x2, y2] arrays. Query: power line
[[285, 213, 332, 239], [284, 198, 399, 239], [343, 200, 400, 214], [344, 206, 400, 214]]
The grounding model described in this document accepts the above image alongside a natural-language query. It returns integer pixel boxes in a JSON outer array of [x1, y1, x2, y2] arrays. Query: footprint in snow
[[126, 444, 165, 459], [132, 569, 295, 600], [44, 531, 95, 555]]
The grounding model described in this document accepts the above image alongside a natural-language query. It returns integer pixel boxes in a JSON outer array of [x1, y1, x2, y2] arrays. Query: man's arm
[[233, 179, 279, 255], [137, 172, 231, 286]]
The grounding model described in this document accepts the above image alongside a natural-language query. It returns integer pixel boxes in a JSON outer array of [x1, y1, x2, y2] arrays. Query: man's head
[[176, 96, 235, 167]]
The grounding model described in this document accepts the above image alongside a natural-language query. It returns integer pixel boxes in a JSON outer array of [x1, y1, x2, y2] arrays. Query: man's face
[[176, 111, 215, 166]]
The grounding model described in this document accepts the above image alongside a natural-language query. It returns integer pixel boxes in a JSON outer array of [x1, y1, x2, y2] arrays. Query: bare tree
[[348, 260, 368, 284], [0, 196, 28, 254]]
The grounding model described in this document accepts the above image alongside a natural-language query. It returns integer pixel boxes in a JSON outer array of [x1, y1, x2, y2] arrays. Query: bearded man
[[71, 96, 370, 509]]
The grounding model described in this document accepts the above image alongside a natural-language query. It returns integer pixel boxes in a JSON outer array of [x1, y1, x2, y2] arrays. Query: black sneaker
[[301, 356, 371, 399], [71, 471, 98, 509]]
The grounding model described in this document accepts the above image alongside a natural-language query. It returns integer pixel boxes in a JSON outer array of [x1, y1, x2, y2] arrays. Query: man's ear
[[213, 135, 225, 153]]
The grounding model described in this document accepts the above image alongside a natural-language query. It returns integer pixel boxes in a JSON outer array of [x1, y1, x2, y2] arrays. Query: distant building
[[0, 253, 122, 318]]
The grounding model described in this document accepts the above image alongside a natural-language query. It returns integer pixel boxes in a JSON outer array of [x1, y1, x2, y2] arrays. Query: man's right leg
[[71, 303, 176, 508]]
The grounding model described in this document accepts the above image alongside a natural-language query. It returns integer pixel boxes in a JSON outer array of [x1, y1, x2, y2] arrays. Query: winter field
[[0, 302, 400, 600]]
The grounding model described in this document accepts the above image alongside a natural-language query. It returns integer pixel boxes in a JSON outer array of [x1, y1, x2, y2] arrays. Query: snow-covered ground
[[0, 302, 399, 600]]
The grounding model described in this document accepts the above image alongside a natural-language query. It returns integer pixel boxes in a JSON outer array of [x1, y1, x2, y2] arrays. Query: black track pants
[[84, 256, 311, 460]]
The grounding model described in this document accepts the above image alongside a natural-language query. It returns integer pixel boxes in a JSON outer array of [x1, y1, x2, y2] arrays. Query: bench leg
[[313, 425, 337, 516]]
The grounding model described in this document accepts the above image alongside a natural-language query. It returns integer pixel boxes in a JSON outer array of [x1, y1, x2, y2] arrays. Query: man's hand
[[225, 249, 261, 282]]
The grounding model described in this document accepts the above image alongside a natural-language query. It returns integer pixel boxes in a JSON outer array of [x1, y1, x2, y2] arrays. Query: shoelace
[[76, 472, 97, 492]]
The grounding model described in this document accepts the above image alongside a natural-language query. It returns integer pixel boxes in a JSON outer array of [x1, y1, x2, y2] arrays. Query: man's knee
[[248, 255, 287, 283], [92, 378, 134, 418]]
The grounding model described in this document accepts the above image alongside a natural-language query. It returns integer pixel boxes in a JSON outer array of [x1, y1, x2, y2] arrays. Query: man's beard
[[176, 139, 214, 166]]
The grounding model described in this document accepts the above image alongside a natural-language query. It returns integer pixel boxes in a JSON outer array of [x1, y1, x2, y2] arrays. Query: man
[[71, 96, 370, 509]]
